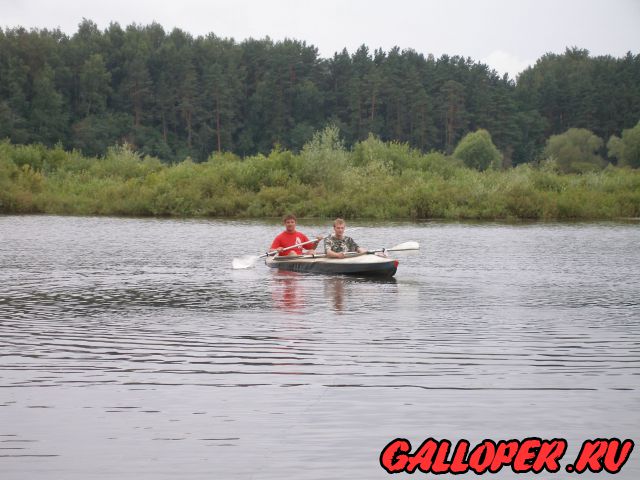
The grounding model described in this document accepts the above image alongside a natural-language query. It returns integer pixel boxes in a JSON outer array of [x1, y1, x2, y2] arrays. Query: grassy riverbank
[[1, 138, 639, 220]]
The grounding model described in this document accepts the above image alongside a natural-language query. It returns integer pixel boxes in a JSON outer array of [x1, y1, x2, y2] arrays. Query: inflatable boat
[[266, 253, 399, 277]]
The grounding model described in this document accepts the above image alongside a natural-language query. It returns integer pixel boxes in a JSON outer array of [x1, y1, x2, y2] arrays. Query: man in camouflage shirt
[[324, 218, 367, 259]]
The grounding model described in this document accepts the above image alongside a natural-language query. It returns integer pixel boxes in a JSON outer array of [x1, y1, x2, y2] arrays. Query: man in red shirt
[[270, 214, 321, 256]]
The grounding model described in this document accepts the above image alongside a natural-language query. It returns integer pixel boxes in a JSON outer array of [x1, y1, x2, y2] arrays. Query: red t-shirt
[[270, 230, 311, 256]]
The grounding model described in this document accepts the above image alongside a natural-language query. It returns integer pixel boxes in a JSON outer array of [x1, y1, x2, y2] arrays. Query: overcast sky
[[2, 0, 639, 79]]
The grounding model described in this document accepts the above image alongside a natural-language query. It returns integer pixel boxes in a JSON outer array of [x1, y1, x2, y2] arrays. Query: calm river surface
[[1, 215, 638, 479]]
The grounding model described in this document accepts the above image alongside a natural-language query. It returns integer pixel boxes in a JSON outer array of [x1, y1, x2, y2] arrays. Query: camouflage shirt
[[324, 235, 359, 254]]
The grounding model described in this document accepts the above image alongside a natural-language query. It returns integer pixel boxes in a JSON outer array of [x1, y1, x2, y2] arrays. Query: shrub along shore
[[1, 136, 639, 221]]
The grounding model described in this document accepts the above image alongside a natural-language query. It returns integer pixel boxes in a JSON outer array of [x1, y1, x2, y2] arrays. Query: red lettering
[[468, 440, 496, 474], [431, 440, 452, 473], [379, 438, 411, 473], [450, 440, 470, 474], [532, 439, 567, 473], [379, 437, 630, 476], [574, 439, 609, 473], [405, 438, 438, 474], [513, 438, 540, 472], [603, 439, 635, 473], [490, 440, 519, 472]]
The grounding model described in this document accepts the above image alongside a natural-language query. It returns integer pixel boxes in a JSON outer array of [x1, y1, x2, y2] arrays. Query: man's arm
[[349, 237, 367, 254], [270, 234, 285, 253], [302, 234, 324, 253]]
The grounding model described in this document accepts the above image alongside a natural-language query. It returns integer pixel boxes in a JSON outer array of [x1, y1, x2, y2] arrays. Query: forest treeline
[[1, 20, 639, 163]]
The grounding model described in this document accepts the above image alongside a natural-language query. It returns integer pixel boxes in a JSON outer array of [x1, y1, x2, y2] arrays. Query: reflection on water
[[270, 270, 398, 314], [324, 276, 346, 313], [271, 270, 306, 312], [0, 216, 639, 479]]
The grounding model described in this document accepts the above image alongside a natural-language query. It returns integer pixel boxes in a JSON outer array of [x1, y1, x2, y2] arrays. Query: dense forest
[[1, 20, 639, 164]]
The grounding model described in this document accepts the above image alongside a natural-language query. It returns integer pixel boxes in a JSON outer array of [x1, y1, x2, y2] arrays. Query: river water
[[1, 215, 638, 479]]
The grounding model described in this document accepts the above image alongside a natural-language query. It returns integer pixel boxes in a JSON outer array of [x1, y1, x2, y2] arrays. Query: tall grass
[[1, 136, 639, 220]]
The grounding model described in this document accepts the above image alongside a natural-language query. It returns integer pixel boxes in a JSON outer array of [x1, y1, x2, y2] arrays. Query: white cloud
[[481, 50, 535, 81]]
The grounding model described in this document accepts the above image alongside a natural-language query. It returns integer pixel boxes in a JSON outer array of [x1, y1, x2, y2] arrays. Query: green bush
[[544, 128, 605, 173], [608, 121, 640, 168], [453, 129, 502, 171], [0, 138, 638, 220]]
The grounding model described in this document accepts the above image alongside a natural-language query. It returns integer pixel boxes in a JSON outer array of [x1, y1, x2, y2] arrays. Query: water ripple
[[1, 216, 639, 479]]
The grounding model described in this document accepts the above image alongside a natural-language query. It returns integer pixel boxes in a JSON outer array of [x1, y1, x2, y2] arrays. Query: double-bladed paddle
[[232, 240, 419, 269], [367, 241, 420, 254], [232, 237, 323, 269]]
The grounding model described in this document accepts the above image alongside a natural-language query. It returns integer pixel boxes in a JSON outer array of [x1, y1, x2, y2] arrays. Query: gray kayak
[[266, 253, 399, 277]]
